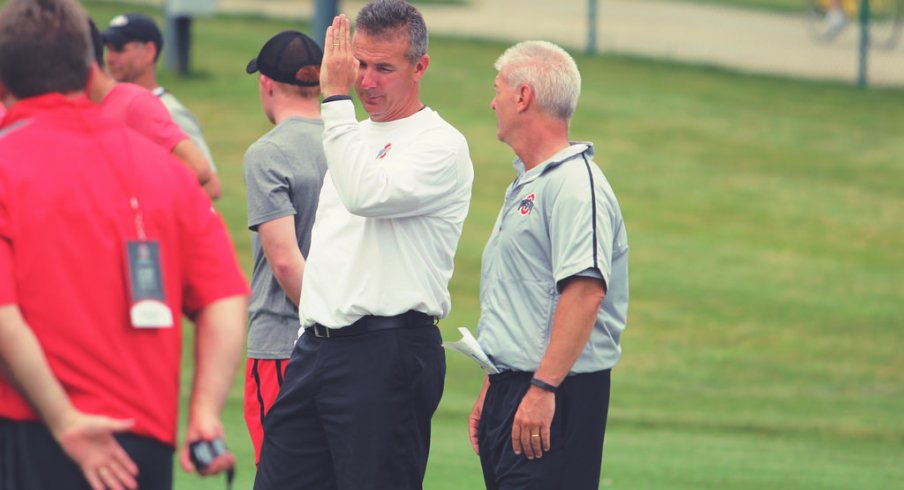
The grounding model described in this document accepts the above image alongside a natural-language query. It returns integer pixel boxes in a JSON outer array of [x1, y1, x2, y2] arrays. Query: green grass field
[[81, 1, 904, 488]]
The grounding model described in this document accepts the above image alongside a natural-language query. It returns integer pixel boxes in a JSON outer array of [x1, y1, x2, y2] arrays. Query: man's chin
[[363, 102, 383, 119]]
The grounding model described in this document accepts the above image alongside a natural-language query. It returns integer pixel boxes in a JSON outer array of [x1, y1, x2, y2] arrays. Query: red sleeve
[[123, 91, 188, 152], [178, 175, 249, 318], [0, 175, 15, 305]]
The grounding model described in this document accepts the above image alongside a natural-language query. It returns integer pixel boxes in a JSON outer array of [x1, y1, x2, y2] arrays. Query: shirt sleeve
[[0, 175, 15, 305], [549, 160, 615, 292], [320, 100, 470, 219], [124, 91, 188, 152], [177, 172, 249, 318], [243, 140, 296, 231], [166, 100, 217, 170]]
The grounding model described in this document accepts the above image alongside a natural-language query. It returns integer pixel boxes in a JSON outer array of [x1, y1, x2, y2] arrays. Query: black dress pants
[[478, 370, 611, 490], [0, 418, 173, 490], [254, 322, 446, 490]]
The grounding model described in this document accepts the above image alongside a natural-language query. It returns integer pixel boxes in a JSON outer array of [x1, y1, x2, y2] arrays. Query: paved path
[[207, 0, 902, 87]]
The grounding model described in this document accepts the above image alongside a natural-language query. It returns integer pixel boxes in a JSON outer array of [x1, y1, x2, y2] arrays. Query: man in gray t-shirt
[[241, 30, 326, 465]]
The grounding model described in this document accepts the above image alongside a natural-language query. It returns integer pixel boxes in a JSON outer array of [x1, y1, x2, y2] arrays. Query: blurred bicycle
[[806, 0, 903, 49]]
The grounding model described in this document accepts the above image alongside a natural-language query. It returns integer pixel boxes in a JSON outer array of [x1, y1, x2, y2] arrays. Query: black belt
[[306, 311, 436, 339]]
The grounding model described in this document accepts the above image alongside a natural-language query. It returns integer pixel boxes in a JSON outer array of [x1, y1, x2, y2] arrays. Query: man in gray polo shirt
[[469, 40, 629, 490], [241, 30, 326, 465]]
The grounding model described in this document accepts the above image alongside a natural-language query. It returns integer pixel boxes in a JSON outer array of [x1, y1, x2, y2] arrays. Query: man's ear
[[146, 42, 159, 65], [516, 83, 533, 113], [260, 75, 273, 95], [0, 81, 11, 109], [412, 54, 430, 82]]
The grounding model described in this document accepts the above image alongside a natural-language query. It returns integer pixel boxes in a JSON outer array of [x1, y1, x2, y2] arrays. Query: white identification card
[[125, 241, 173, 328]]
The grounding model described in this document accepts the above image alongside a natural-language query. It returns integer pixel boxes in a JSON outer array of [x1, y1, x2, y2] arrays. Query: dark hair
[[355, 0, 428, 64], [0, 0, 92, 98], [88, 18, 104, 68]]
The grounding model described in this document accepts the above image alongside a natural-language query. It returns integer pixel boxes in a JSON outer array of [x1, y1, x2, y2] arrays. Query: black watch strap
[[322, 95, 352, 103], [530, 377, 558, 393]]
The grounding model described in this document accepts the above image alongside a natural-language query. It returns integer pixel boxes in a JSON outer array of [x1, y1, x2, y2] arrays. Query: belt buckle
[[314, 324, 331, 338]]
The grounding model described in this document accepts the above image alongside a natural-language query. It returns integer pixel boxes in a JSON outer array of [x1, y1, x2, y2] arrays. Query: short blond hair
[[494, 41, 581, 121]]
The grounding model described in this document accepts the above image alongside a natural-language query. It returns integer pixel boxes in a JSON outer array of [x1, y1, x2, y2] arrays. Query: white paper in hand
[[442, 327, 500, 374]]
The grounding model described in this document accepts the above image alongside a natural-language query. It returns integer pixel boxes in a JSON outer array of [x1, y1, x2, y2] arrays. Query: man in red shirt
[[101, 12, 224, 200], [86, 19, 221, 201], [0, 1, 248, 489]]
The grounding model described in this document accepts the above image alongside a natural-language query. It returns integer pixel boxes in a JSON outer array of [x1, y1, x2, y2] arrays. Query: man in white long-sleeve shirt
[[253, 2, 474, 490]]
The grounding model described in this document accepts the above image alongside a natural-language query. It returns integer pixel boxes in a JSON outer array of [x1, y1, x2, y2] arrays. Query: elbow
[[270, 261, 298, 282], [269, 256, 303, 283], [339, 195, 382, 217], [344, 201, 374, 217]]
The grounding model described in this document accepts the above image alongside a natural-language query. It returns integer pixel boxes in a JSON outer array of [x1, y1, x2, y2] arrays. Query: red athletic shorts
[[244, 358, 288, 465]]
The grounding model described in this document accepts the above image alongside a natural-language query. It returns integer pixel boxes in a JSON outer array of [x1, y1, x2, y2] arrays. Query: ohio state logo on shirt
[[519, 193, 535, 216], [376, 143, 392, 159]]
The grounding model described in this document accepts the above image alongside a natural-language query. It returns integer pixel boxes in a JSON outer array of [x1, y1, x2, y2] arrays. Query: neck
[[87, 65, 116, 103], [132, 69, 158, 91], [393, 98, 425, 121], [510, 117, 571, 171], [272, 97, 322, 125]]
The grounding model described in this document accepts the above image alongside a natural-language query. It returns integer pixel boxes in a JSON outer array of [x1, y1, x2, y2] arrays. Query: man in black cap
[[102, 12, 221, 198], [241, 30, 328, 467]]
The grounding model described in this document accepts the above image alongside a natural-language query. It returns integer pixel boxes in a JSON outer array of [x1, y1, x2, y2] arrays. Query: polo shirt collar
[[512, 141, 595, 185], [3, 93, 92, 125]]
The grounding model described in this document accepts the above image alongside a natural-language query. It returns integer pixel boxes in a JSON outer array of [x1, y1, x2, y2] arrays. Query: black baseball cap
[[101, 13, 163, 53], [246, 31, 323, 87]]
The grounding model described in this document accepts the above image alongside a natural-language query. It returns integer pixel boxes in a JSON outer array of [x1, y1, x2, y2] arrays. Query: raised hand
[[320, 14, 359, 98]]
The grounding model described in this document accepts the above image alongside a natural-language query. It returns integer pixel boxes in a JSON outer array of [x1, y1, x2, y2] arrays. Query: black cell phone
[[189, 438, 227, 472]]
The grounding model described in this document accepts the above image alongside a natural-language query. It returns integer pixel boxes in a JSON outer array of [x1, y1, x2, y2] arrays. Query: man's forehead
[[353, 26, 408, 43], [354, 33, 411, 61]]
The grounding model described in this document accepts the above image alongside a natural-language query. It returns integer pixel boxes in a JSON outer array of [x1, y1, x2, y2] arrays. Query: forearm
[[172, 139, 214, 187], [259, 216, 305, 306], [201, 173, 222, 201], [188, 296, 246, 423], [533, 277, 605, 387], [272, 258, 304, 307], [475, 376, 490, 406], [468, 376, 490, 453], [0, 305, 76, 435]]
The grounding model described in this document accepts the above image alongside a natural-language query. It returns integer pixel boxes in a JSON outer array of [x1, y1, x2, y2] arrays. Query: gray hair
[[494, 41, 581, 121], [0, 0, 92, 99], [356, 0, 428, 64]]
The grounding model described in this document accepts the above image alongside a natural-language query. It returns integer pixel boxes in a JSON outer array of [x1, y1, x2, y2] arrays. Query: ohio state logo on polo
[[519, 193, 535, 215]]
